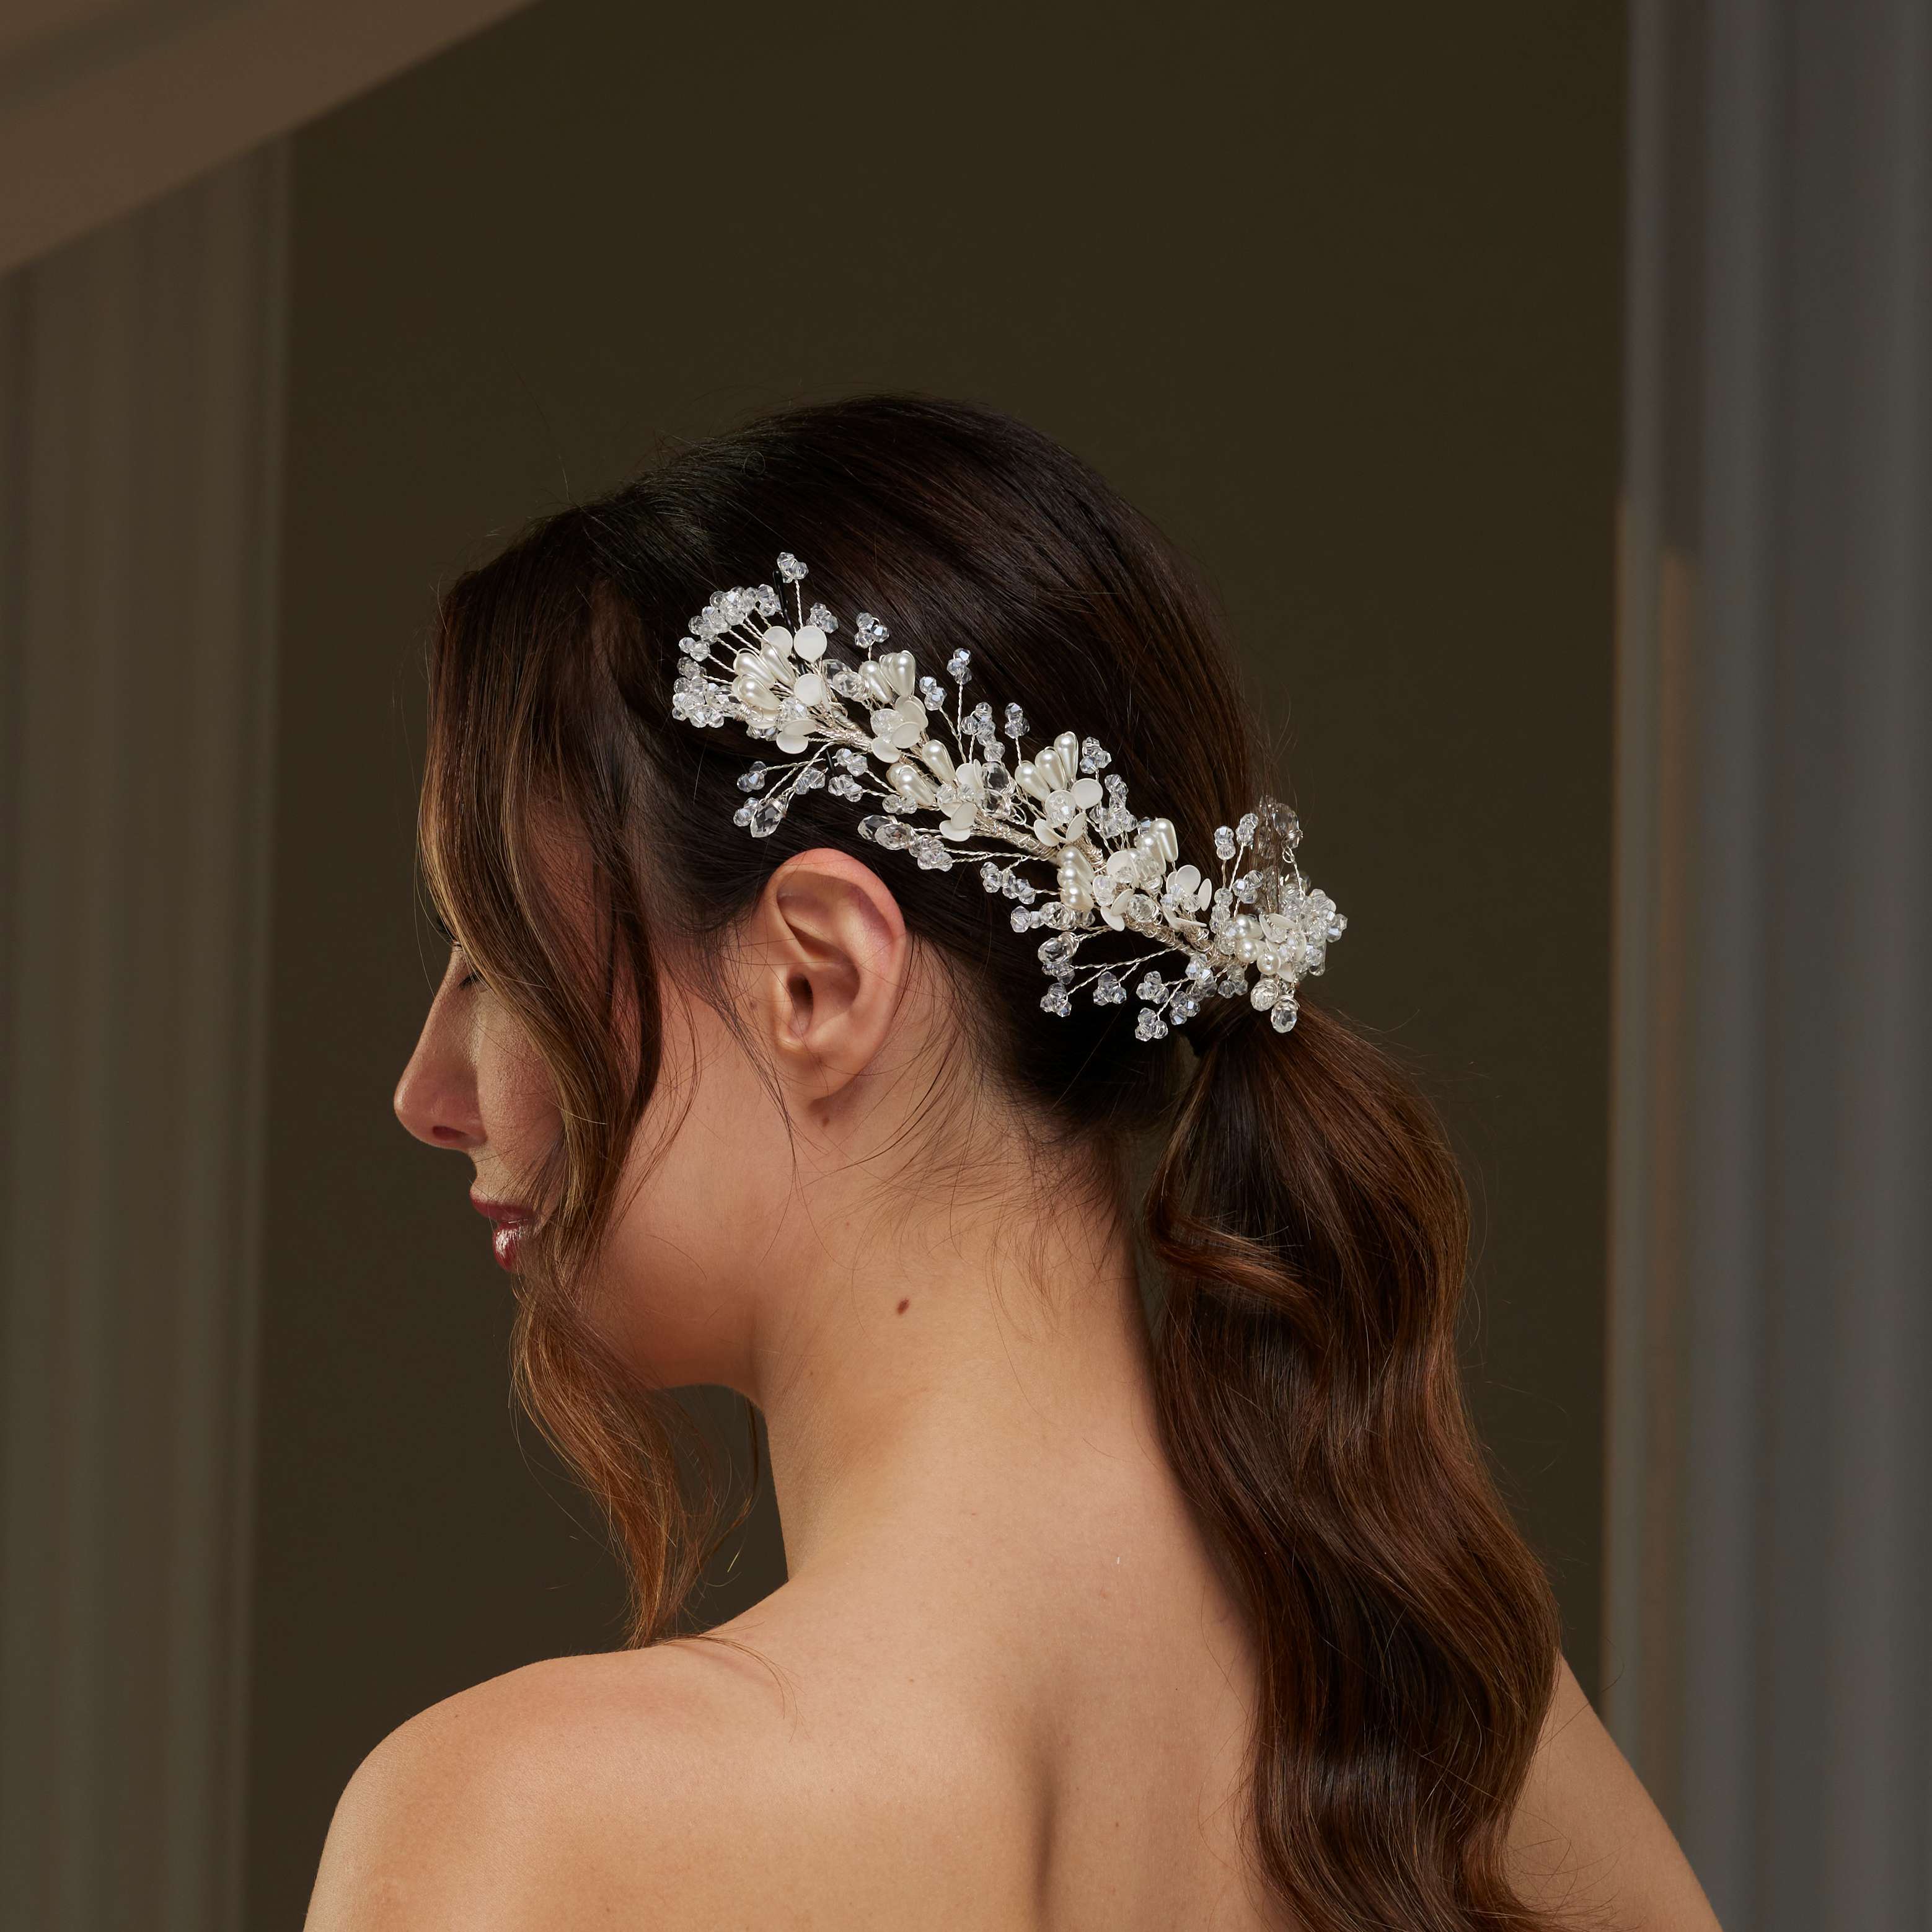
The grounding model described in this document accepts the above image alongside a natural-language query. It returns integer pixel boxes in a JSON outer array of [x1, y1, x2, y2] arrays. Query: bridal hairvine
[[668, 553, 1346, 1043]]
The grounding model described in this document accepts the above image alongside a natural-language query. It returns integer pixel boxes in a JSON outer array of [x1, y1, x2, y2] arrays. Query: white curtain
[[0, 145, 285, 1932], [1609, 2, 1931, 1925]]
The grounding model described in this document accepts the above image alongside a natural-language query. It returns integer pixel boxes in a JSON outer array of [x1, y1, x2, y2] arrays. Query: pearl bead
[[888, 761, 938, 807]]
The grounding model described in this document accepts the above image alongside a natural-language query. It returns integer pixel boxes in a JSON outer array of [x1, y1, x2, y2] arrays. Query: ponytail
[[1146, 999, 1561, 1932]]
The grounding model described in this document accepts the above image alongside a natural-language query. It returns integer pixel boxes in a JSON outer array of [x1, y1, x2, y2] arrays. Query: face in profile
[[393, 840, 937, 1399]]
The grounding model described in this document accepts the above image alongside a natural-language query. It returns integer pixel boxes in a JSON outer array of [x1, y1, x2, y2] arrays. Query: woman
[[309, 396, 1718, 1930]]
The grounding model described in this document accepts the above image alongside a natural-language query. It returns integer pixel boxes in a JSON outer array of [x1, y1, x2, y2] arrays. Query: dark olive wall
[[249, 2, 1625, 1920]]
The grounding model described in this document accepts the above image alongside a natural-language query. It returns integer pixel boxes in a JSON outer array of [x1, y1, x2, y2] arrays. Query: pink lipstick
[[469, 1194, 535, 1272]]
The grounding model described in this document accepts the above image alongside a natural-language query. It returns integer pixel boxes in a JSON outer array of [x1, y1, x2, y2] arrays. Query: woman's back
[[311, 1381, 1280, 1931]]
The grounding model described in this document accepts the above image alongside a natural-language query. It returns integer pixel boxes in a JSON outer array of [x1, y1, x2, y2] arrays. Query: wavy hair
[[417, 394, 1563, 1931]]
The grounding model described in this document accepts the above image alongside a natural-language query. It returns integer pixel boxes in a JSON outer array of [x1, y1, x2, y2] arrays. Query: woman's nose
[[394, 1023, 484, 1151]]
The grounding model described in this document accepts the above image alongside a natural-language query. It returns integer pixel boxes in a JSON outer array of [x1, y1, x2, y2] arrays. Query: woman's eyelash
[[425, 905, 482, 989]]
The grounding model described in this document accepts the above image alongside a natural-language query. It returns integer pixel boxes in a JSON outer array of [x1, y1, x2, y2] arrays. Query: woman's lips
[[469, 1194, 535, 1272]]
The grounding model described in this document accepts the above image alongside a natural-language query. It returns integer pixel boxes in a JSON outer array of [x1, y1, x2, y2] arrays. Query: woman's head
[[397, 395, 1563, 1932], [397, 394, 1259, 1369]]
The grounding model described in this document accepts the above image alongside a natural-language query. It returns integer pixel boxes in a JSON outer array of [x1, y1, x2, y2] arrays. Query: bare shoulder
[[303, 1638, 811, 1931], [1509, 1657, 1724, 1930]]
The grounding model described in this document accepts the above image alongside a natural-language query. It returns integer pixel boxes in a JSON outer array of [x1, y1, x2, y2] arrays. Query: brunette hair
[[419, 394, 1562, 1931]]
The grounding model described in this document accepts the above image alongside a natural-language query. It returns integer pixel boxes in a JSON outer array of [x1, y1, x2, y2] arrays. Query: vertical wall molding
[[0, 146, 286, 1932], [1607, 3, 1931, 1926]]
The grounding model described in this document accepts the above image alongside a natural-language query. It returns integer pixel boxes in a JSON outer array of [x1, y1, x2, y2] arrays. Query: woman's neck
[[746, 1181, 1173, 1583]]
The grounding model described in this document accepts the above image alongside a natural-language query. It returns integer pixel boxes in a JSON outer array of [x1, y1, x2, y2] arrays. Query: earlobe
[[757, 850, 906, 1094]]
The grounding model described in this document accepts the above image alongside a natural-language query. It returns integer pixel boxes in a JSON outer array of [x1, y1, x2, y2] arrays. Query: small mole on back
[[896, 1298, 911, 1315]]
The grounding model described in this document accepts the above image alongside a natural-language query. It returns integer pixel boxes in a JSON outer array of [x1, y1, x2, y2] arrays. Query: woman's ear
[[749, 849, 908, 1100]]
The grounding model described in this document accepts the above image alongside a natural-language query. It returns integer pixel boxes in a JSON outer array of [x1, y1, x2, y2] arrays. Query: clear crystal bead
[[1003, 702, 1028, 739], [1135, 1008, 1170, 1041], [1010, 907, 1034, 932], [1078, 736, 1112, 773], [808, 602, 837, 632], [1214, 825, 1236, 861], [748, 802, 783, 837], [1270, 996, 1299, 1033], [776, 552, 806, 583], [1136, 972, 1165, 1002], [947, 649, 972, 682], [1040, 982, 1072, 1018], [1094, 971, 1125, 1005]]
